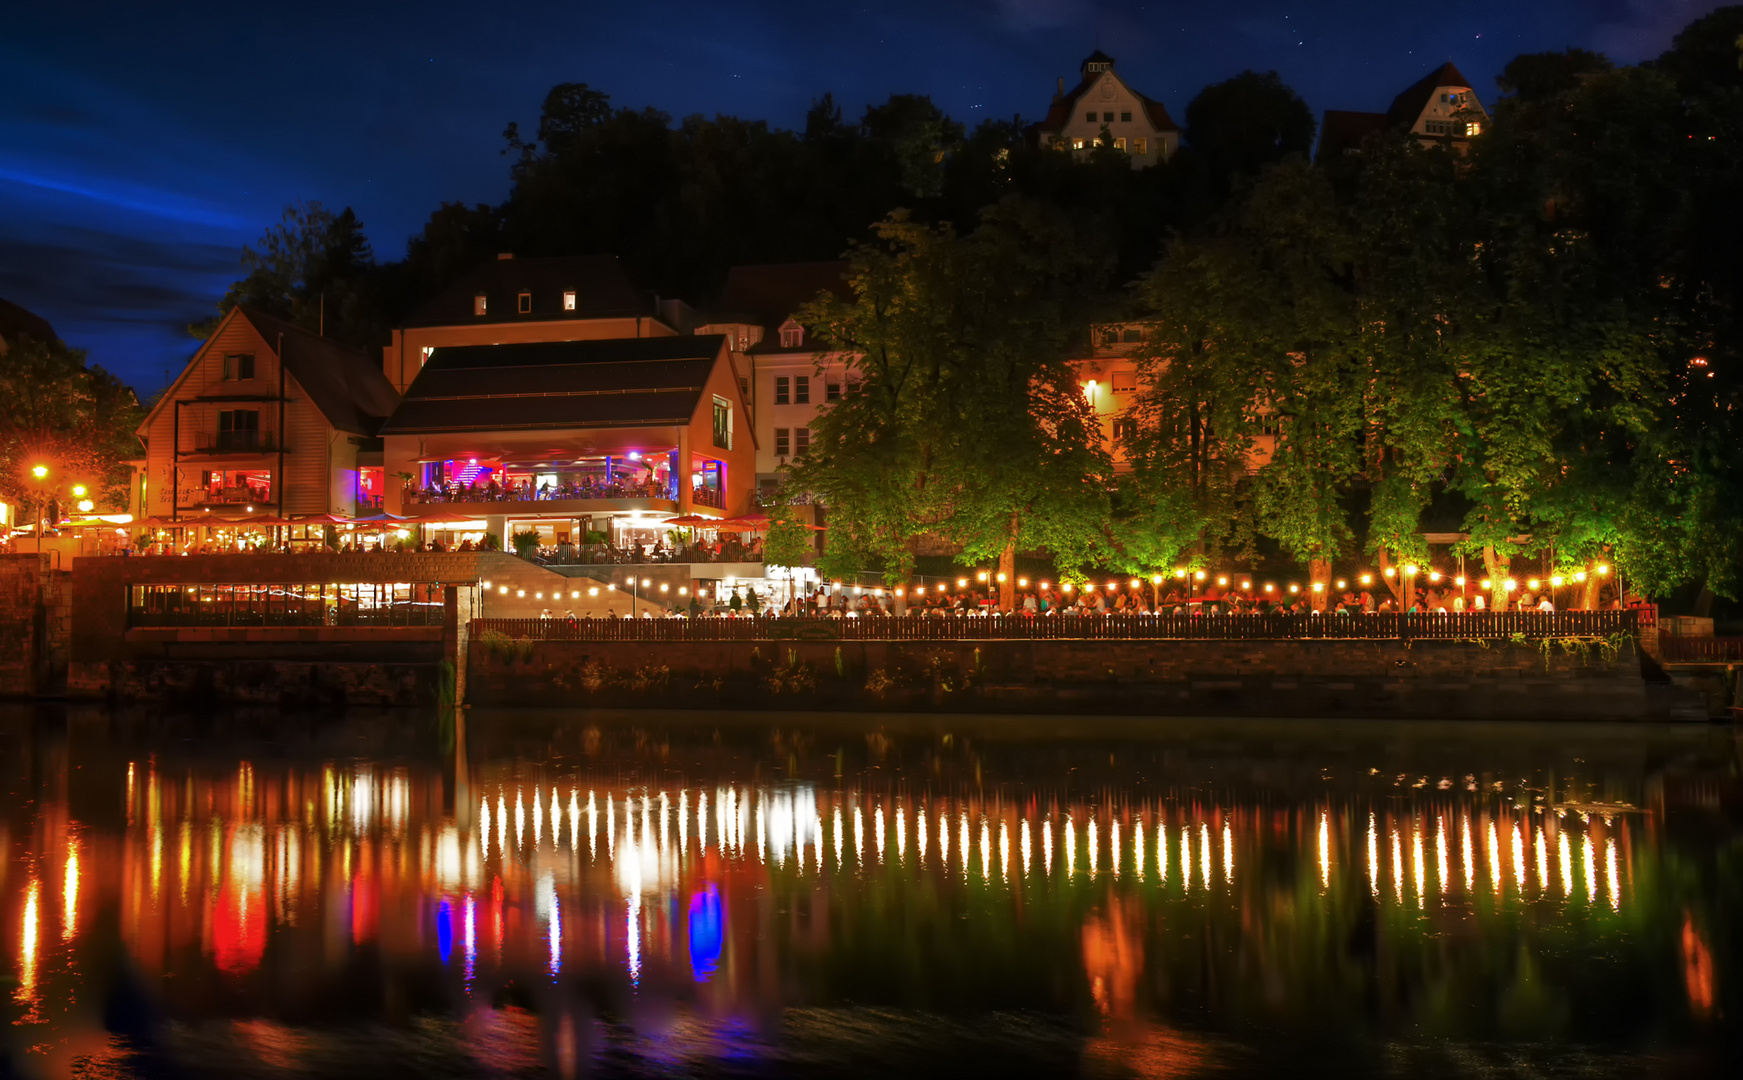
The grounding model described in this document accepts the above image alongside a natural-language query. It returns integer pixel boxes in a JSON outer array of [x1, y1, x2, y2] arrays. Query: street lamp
[[29, 464, 49, 553]]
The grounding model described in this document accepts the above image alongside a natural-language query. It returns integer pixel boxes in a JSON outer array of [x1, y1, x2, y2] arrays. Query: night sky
[[0, 0, 1727, 392]]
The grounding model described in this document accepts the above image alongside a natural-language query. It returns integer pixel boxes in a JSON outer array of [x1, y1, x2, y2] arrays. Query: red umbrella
[[666, 514, 716, 526]]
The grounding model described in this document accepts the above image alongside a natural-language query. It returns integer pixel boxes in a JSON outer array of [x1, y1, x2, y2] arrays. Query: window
[[473, 293, 487, 316], [1085, 111, 1097, 122], [775, 376, 790, 405], [712, 397, 733, 450], [826, 382, 841, 402], [1111, 370, 1137, 392], [517, 291, 531, 314], [1072, 138, 1085, 150], [779, 324, 803, 348], [794, 427, 810, 456], [739, 376, 749, 397], [794, 375, 809, 404], [217, 409, 260, 451], [1465, 122, 1482, 137], [1102, 111, 1114, 122], [222, 353, 255, 381], [1113, 417, 1137, 444], [1120, 111, 1132, 122], [563, 291, 576, 311], [846, 380, 861, 397], [775, 428, 790, 457], [1113, 137, 1126, 151], [1121, 328, 1142, 343]]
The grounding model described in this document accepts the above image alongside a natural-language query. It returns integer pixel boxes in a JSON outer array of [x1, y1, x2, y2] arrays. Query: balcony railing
[[199, 486, 271, 506], [692, 485, 723, 509], [193, 431, 274, 453], [471, 609, 1641, 643]]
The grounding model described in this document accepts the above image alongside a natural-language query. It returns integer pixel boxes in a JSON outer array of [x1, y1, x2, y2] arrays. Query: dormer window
[[517, 291, 531, 314], [473, 293, 487, 316], [779, 322, 803, 349], [563, 291, 576, 311]]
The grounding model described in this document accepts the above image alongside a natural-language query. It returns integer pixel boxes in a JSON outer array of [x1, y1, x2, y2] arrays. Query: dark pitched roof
[[380, 335, 728, 434], [1315, 109, 1390, 160], [0, 297, 57, 345], [1139, 93, 1180, 133], [705, 262, 851, 353], [238, 308, 401, 436], [1387, 61, 1476, 126], [402, 254, 648, 328], [1082, 49, 1116, 68]]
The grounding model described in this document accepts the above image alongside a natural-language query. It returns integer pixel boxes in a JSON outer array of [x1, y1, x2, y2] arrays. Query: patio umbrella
[[666, 514, 715, 526]]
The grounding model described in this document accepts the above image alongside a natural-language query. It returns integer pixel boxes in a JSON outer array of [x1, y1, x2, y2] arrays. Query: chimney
[[496, 252, 515, 260], [1055, 76, 1064, 101]]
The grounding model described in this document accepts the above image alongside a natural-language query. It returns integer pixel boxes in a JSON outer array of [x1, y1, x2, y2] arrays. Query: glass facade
[[129, 583, 446, 627]]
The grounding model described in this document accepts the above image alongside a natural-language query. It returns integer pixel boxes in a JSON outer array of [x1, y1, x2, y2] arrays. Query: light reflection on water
[[0, 712, 1738, 1078]]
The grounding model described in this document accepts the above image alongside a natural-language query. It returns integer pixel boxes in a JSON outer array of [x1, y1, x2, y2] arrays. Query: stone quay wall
[[0, 554, 70, 697], [464, 636, 1651, 721]]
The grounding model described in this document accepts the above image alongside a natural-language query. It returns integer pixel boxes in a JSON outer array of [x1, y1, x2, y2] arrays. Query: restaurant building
[[134, 306, 400, 529], [378, 254, 755, 551]]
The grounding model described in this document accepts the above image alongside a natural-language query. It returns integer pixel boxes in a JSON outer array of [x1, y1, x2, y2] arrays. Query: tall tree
[[0, 334, 141, 518]]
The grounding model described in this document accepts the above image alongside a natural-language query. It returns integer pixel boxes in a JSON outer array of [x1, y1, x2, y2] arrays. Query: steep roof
[[705, 261, 851, 353], [238, 309, 401, 436], [1387, 61, 1476, 126], [0, 297, 57, 346], [380, 335, 730, 434], [402, 254, 648, 328]]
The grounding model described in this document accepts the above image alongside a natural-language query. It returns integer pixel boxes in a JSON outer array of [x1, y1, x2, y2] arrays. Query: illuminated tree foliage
[[792, 200, 1113, 602], [0, 334, 142, 516]]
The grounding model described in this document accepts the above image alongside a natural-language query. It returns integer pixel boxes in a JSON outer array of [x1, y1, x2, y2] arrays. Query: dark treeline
[[202, 69, 1314, 345]]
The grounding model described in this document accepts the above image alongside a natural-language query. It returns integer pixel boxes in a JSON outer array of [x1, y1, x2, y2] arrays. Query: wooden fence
[[1657, 637, 1743, 663], [471, 610, 1639, 643]]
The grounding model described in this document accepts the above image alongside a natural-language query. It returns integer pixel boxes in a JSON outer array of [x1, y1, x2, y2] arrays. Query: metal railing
[[130, 604, 445, 629], [472, 610, 1639, 643], [1657, 637, 1743, 663]]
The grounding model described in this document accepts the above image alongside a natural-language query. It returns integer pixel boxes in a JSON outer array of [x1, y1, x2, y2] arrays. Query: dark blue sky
[[0, 0, 1725, 392]]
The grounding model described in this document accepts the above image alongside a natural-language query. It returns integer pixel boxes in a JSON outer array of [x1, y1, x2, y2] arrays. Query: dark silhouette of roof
[[237, 308, 401, 437], [706, 262, 851, 353], [381, 335, 729, 434], [0, 297, 57, 346], [1315, 110, 1391, 160], [402, 254, 648, 328], [1081, 49, 1116, 69]]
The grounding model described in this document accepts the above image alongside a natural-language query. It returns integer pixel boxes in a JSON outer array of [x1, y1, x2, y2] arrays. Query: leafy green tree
[[761, 499, 815, 606], [0, 334, 142, 518], [1182, 70, 1316, 187], [793, 199, 1114, 606], [199, 201, 382, 348]]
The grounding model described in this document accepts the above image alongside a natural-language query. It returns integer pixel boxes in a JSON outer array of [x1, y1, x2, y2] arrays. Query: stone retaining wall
[[465, 636, 1651, 721]]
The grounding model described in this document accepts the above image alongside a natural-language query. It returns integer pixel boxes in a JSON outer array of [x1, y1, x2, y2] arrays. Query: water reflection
[[1, 712, 1737, 1077]]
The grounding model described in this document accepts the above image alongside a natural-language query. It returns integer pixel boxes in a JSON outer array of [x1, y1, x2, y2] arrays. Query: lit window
[[1120, 111, 1131, 122], [517, 291, 531, 314], [1072, 138, 1085, 150], [794, 375, 809, 404], [1113, 417, 1137, 443], [1113, 137, 1126, 151], [712, 397, 733, 450], [775, 428, 790, 457], [794, 427, 810, 455], [1134, 137, 1147, 156], [563, 291, 576, 310], [1465, 122, 1482, 137], [775, 376, 790, 405], [780, 324, 803, 348], [473, 294, 487, 316]]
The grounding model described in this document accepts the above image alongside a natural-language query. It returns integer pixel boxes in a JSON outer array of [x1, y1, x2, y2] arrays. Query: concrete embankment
[[464, 636, 1653, 721]]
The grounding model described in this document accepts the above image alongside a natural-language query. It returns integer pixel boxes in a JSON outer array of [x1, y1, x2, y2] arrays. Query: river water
[[0, 707, 1737, 1078]]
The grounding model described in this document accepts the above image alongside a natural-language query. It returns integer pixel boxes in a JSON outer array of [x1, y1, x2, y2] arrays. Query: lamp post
[[30, 464, 49, 554]]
